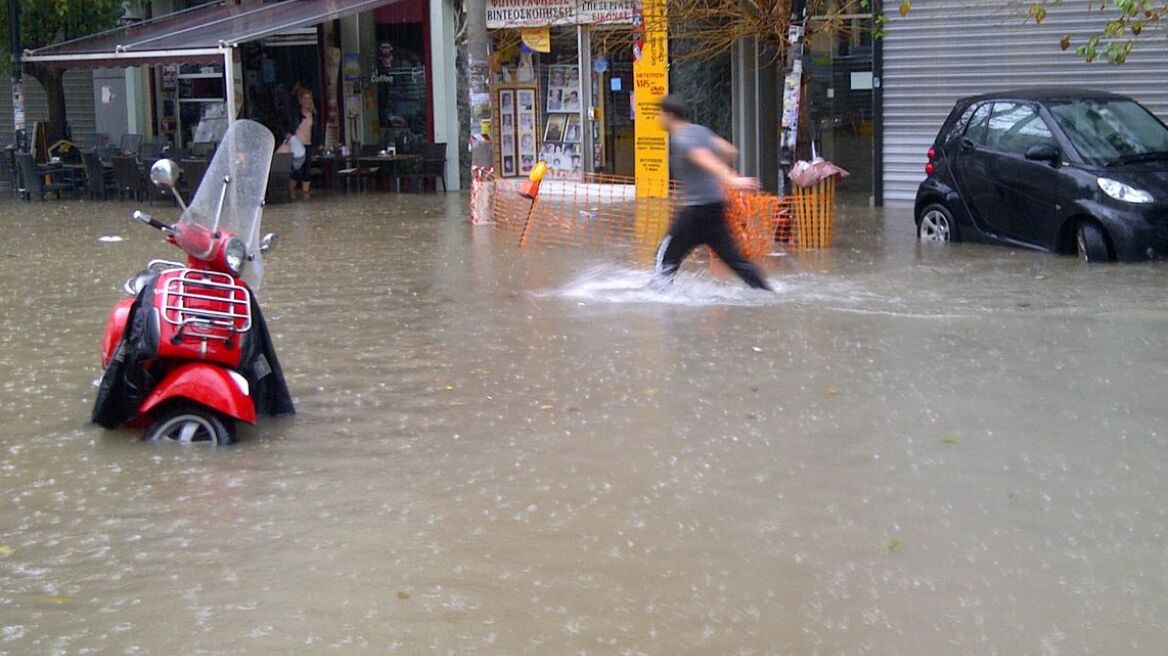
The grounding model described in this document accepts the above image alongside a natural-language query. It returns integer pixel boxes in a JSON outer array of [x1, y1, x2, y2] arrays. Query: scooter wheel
[[144, 404, 236, 446]]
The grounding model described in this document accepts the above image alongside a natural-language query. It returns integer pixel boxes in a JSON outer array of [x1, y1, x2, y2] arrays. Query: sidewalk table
[[357, 154, 420, 192]]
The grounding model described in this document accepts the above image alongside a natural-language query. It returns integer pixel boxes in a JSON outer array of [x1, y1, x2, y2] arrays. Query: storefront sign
[[486, 0, 635, 28], [520, 28, 551, 53], [633, 0, 668, 198]]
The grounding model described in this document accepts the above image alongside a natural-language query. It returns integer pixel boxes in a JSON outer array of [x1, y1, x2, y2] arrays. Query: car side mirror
[[260, 233, 278, 255], [149, 159, 180, 188], [1025, 144, 1060, 165]]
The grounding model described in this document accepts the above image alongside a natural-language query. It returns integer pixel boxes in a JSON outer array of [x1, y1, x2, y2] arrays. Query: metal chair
[[180, 158, 209, 199], [119, 133, 143, 155], [111, 156, 142, 201], [82, 151, 118, 200], [266, 152, 293, 203], [409, 143, 448, 193], [191, 141, 217, 159], [138, 140, 164, 162]]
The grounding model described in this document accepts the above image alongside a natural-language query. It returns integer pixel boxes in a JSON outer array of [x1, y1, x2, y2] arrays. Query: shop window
[[374, 22, 428, 153]]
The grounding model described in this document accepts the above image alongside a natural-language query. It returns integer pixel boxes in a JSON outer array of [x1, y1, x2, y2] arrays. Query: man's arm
[[711, 136, 738, 164], [687, 147, 759, 191]]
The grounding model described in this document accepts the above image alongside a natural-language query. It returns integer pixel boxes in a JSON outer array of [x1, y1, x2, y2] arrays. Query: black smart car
[[915, 89, 1168, 261]]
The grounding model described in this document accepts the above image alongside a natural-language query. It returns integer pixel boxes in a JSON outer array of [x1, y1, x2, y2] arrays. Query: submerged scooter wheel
[[143, 404, 236, 446]]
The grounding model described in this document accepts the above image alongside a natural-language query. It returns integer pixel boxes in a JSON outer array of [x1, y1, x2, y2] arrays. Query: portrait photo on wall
[[546, 87, 563, 112], [564, 115, 581, 143], [544, 114, 566, 143]]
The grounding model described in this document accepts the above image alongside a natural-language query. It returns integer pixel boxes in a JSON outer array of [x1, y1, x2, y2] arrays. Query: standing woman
[[280, 85, 319, 200]]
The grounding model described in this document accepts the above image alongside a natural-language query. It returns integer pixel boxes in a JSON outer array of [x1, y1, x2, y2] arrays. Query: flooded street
[[2, 193, 1167, 654]]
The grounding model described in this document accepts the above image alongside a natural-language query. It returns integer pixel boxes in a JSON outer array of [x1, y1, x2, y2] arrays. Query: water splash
[[540, 265, 777, 307]]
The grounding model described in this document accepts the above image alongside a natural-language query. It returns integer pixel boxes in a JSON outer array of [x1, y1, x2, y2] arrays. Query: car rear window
[[964, 104, 992, 145], [985, 103, 1055, 155]]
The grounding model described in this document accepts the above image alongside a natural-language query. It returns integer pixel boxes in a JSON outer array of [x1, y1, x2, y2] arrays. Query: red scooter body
[[92, 119, 293, 445], [98, 252, 258, 428]]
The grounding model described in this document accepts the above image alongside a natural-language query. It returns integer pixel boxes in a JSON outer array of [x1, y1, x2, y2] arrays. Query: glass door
[[589, 29, 635, 177], [805, 16, 875, 202]]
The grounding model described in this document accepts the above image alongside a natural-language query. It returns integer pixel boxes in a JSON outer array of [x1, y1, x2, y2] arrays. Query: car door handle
[[960, 137, 975, 152]]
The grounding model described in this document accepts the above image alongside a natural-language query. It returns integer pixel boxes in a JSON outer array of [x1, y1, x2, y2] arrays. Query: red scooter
[[93, 119, 294, 445]]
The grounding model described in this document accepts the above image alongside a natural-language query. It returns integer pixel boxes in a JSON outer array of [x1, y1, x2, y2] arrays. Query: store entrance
[[805, 16, 875, 203], [241, 41, 321, 142], [589, 30, 635, 177]]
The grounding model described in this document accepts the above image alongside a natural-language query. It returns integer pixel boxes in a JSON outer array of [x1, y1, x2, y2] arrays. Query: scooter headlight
[[224, 237, 247, 276]]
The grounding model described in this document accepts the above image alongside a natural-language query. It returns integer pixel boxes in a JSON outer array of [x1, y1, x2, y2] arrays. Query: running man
[[653, 95, 772, 291]]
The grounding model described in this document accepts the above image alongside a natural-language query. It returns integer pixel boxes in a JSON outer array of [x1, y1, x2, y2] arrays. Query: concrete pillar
[[731, 38, 758, 178], [731, 37, 780, 193], [358, 13, 377, 143], [429, 0, 461, 190], [339, 14, 362, 146]]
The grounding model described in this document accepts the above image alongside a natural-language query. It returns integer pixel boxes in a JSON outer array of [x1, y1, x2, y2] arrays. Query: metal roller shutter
[[0, 69, 97, 146], [881, 0, 1168, 205]]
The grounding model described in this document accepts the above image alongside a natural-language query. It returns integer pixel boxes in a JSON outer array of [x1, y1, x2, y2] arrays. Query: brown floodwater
[[1, 192, 1166, 654]]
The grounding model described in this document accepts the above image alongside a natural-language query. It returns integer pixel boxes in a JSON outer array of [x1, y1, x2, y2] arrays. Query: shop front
[[486, 1, 642, 182]]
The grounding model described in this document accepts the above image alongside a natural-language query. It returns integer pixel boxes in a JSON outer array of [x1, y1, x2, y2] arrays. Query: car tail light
[[925, 162, 936, 176], [927, 147, 937, 160]]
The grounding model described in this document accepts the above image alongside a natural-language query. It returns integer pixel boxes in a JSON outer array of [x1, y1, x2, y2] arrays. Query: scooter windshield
[[175, 119, 275, 288]]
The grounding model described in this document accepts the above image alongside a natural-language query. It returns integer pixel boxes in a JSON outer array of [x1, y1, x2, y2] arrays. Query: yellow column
[[633, 0, 668, 199]]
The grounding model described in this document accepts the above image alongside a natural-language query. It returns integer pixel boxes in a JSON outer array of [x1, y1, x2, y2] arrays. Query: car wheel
[[918, 204, 956, 243], [144, 404, 235, 446], [1075, 221, 1113, 263]]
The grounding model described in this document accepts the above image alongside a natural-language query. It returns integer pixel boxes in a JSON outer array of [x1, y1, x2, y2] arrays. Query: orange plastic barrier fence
[[490, 173, 798, 263], [792, 176, 836, 249]]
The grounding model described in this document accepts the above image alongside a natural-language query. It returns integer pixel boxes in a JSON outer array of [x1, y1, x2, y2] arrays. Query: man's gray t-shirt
[[671, 124, 724, 206]]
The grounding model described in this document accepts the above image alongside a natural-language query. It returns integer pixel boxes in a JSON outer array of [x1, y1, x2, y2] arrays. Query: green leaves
[[1037, 0, 1165, 64]]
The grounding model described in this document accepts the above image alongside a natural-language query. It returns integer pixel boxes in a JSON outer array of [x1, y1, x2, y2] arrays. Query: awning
[[23, 0, 400, 68]]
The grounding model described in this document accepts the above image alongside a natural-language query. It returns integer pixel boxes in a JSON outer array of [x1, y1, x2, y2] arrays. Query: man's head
[[658, 95, 690, 132]]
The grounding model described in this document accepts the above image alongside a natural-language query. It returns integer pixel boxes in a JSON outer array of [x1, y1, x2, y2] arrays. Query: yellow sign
[[633, 0, 668, 198], [520, 28, 551, 53]]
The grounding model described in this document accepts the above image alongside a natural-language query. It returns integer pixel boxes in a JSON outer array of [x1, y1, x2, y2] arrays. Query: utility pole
[[466, 0, 494, 223], [8, 0, 25, 147]]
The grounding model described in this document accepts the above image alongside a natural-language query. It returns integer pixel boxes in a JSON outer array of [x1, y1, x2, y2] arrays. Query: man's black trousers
[[655, 202, 771, 290]]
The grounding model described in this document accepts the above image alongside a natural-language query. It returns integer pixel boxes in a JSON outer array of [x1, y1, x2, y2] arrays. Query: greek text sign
[[486, 0, 635, 29]]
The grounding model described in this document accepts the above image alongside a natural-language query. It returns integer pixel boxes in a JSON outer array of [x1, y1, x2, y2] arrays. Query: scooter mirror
[[150, 159, 181, 189], [260, 233, 279, 255]]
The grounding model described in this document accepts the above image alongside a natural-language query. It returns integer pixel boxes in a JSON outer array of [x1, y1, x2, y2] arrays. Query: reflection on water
[[1, 196, 1166, 654]]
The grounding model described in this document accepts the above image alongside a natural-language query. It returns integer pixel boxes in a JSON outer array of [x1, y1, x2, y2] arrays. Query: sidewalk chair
[[267, 152, 293, 203], [180, 158, 209, 199], [111, 156, 142, 201], [83, 151, 118, 200], [409, 142, 447, 193]]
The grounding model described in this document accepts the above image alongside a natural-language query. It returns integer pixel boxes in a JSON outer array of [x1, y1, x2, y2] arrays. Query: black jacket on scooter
[[92, 274, 295, 429]]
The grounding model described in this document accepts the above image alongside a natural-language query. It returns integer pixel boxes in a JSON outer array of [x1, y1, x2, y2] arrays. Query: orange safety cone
[[518, 161, 549, 246], [519, 160, 547, 200]]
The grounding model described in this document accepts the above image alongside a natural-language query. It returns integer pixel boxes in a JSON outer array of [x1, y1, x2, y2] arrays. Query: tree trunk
[[465, 0, 495, 223], [26, 63, 68, 145]]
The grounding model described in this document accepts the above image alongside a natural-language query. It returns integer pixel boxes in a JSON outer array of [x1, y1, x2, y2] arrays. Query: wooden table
[[356, 154, 420, 192]]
